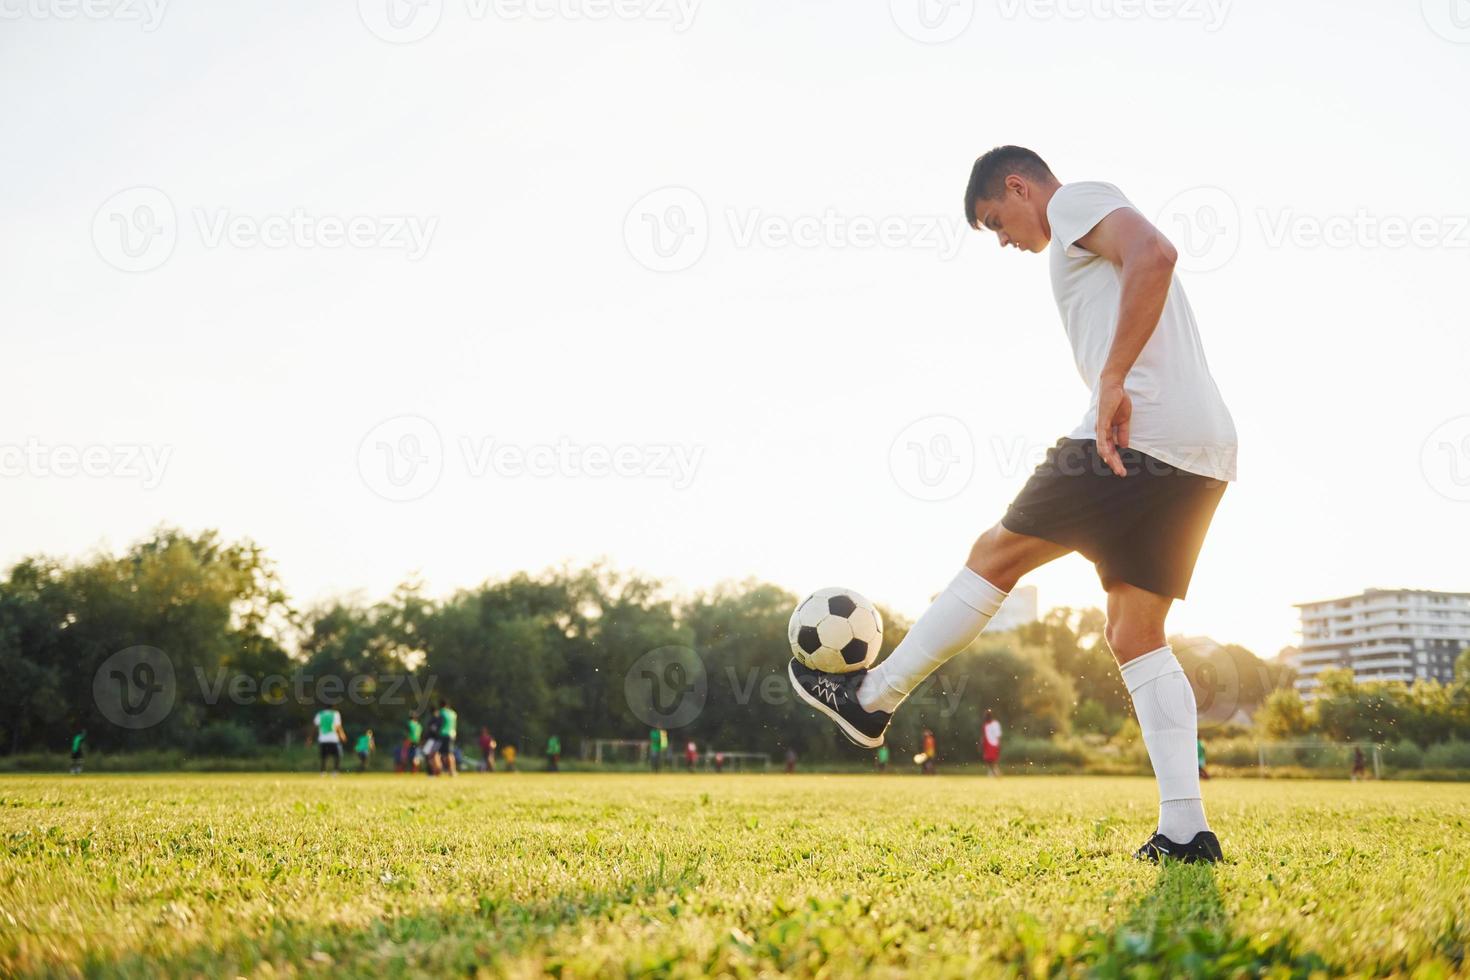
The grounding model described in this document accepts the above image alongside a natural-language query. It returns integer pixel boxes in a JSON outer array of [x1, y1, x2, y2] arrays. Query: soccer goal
[[1252, 741, 1382, 778], [581, 739, 650, 766]]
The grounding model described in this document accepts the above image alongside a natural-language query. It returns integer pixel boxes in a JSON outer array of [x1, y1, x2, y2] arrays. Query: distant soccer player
[[355, 729, 375, 771], [875, 744, 889, 773], [684, 739, 697, 772], [437, 699, 459, 777], [1197, 737, 1210, 781], [981, 710, 1002, 777], [789, 146, 1234, 864], [920, 729, 937, 775], [402, 713, 423, 773], [312, 706, 346, 775], [421, 707, 443, 776], [69, 729, 85, 774], [545, 734, 561, 772], [502, 743, 517, 772], [479, 727, 497, 772]]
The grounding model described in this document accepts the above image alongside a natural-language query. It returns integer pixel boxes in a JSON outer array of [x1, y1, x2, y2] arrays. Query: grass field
[[1, 774, 1467, 977]]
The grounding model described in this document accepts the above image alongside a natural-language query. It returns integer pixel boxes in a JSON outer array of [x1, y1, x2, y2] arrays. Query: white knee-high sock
[[1120, 645, 1209, 843], [857, 567, 1007, 713]]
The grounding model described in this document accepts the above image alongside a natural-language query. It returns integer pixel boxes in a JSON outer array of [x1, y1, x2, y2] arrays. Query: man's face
[[974, 176, 1050, 253]]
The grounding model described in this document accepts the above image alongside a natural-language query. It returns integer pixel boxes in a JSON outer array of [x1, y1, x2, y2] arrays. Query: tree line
[[2, 528, 1309, 763]]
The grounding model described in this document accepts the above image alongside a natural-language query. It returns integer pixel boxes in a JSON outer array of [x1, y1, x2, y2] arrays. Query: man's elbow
[[1149, 233, 1178, 272]]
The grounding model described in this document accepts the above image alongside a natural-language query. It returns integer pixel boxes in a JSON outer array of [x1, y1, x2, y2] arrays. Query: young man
[[69, 730, 86, 774], [313, 706, 346, 775], [437, 699, 459, 777], [788, 146, 1236, 864], [403, 713, 423, 773], [982, 710, 1002, 778], [355, 729, 375, 771]]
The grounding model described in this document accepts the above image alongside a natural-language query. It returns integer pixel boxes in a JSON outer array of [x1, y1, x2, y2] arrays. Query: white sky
[[3, 0, 1469, 659]]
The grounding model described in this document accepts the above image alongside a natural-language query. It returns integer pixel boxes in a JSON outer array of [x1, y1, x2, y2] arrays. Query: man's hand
[[1095, 380, 1131, 477]]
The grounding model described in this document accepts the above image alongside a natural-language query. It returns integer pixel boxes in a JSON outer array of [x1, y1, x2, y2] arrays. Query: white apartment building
[[1294, 589, 1470, 694]]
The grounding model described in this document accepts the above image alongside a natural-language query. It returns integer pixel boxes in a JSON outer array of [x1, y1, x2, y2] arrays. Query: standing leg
[[1108, 581, 1210, 845]]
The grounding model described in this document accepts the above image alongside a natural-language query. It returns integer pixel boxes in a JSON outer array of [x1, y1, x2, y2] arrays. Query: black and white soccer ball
[[788, 587, 883, 674]]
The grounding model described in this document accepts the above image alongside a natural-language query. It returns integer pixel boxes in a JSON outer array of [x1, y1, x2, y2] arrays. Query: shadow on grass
[[1021, 859, 1458, 978], [83, 855, 703, 979]]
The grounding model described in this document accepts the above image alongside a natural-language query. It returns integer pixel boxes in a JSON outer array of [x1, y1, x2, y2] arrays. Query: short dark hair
[[963, 146, 1055, 228]]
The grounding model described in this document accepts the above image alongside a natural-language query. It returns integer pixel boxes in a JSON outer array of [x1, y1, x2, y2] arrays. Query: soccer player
[[437, 699, 459, 777], [355, 729, 375, 771], [982, 709, 1002, 777], [421, 707, 442, 776], [875, 744, 889, 773], [402, 713, 423, 773], [920, 729, 937, 775], [479, 726, 497, 772], [545, 733, 561, 772], [788, 146, 1235, 865], [69, 729, 85, 774], [312, 706, 346, 775]]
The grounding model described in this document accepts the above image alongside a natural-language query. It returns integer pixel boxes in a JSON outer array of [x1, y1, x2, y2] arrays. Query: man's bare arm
[[1074, 208, 1178, 476]]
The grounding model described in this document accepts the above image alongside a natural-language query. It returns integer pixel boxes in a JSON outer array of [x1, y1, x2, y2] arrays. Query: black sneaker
[[1134, 830, 1224, 864], [787, 659, 891, 749]]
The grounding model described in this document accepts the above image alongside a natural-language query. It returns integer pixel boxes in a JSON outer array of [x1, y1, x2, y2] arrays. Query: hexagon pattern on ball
[[786, 586, 883, 674]]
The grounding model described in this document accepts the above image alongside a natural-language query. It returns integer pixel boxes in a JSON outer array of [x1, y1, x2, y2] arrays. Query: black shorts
[[438, 736, 455, 756], [1001, 438, 1226, 600], [319, 742, 342, 759]]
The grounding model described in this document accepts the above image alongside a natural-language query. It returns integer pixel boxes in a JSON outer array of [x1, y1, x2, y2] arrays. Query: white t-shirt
[[1047, 181, 1237, 482], [983, 720, 1002, 747], [315, 709, 342, 744]]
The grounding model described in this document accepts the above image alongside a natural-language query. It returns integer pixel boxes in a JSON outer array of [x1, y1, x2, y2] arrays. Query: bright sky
[[4, 0, 1469, 659]]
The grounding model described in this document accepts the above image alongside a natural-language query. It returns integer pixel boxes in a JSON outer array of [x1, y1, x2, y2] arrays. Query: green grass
[[1, 774, 1466, 977]]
